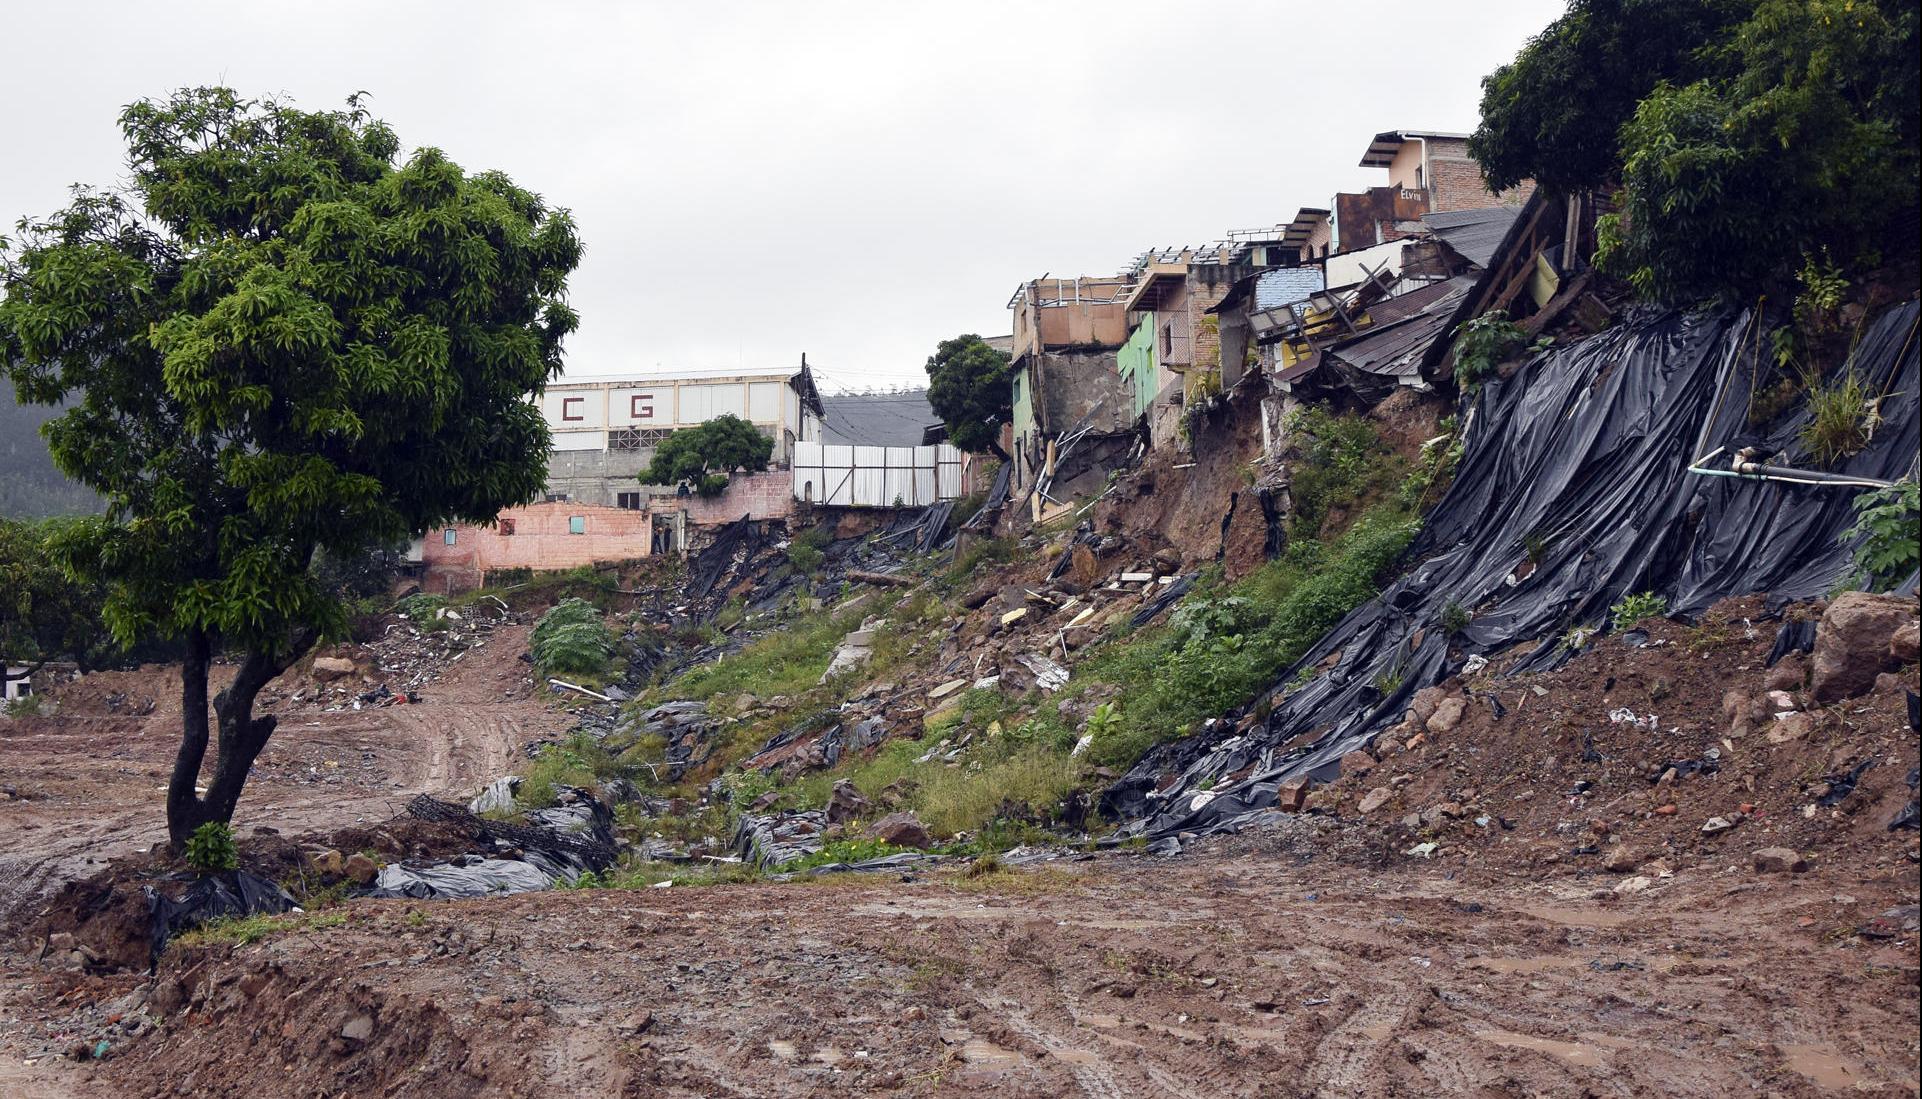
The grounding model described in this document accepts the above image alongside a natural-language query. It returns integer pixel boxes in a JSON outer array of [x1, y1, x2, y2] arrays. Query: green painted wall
[[1117, 313, 1159, 418], [1011, 362, 1035, 464]]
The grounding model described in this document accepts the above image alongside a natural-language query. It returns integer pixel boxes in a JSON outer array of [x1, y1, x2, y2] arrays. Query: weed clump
[[1609, 591, 1668, 631], [530, 598, 616, 684], [184, 821, 238, 873], [1799, 370, 1873, 466]]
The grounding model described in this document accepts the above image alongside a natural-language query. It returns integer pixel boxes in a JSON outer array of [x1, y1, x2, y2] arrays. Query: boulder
[[1425, 696, 1467, 736], [1275, 777, 1310, 813], [1767, 712, 1816, 745], [1892, 619, 1920, 665], [1752, 847, 1809, 874], [1601, 845, 1642, 873], [866, 811, 932, 849], [1358, 787, 1394, 814], [311, 656, 356, 682], [1340, 750, 1377, 778], [1070, 545, 1100, 588], [1761, 652, 1806, 694], [825, 780, 871, 826], [1406, 687, 1447, 727], [1810, 593, 1913, 703], [343, 853, 379, 885], [309, 848, 345, 876]]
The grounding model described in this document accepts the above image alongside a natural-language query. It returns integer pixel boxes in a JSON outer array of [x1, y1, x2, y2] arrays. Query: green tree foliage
[[1845, 480, 1920, 591], [1599, 0, 1918, 302], [1471, 0, 1748, 194], [0, 87, 582, 848], [0, 517, 110, 687], [639, 413, 772, 497], [925, 334, 1013, 458]]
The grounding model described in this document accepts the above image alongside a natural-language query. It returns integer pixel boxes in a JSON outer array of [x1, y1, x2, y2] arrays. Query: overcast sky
[[3, 1, 1562, 392]]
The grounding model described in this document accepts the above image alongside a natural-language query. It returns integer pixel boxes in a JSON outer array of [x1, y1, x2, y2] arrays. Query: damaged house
[[1005, 276, 1138, 520]]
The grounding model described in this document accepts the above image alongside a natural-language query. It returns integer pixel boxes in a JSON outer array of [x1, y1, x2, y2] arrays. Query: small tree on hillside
[[639, 413, 773, 497], [926, 334, 1012, 459], [0, 88, 582, 850], [0, 517, 110, 690]]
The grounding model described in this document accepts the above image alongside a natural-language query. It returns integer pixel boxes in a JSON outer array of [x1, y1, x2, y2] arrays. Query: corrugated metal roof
[[819, 390, 943, 446], [1422, 206, 1522, 269], [1323, 277, 1476, 377]]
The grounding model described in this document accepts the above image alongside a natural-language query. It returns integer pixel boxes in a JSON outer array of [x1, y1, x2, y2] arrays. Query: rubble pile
[[266, 599, 520, 711], [730, 522, 1197, 780]]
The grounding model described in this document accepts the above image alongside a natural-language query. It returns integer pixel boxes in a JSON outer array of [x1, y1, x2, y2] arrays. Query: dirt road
[[0, 625, 570, 928], [10, 821, 1916, 1098]]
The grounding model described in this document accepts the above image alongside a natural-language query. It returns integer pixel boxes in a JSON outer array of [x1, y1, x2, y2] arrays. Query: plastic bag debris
[[372, 858, 556, 899], [468, 776, 520, 816], [145, 871, 298, 955], [1765, 620, 1818, 668]]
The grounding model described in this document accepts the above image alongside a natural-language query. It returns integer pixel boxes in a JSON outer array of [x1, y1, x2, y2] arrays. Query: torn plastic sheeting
[[1105, 303, 1920, 839], [401, 792, 618, 879], [1766, 620, 1817, 668], [146, 871, 298, 955], [784, 852, 934, 876], [468, 776, 520, 816], [733, 810, 830, 869], [370, 858, 557, 900], [1131, 573, 1197, 628]]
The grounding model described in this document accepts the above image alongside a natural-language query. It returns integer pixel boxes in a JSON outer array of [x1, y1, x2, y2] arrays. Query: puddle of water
[[1051, 1047, 1101, 1065], [1519, 906, 1639, 928], [960, 1037, 1024, 1068], [1781, 1044, 1866, 1091], [1472, 1027, 1618, 1069]]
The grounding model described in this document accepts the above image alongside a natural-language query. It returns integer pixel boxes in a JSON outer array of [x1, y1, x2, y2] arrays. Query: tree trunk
[[986, 438, 1011, 462], [165, 633, 310, 852], [165, 630, 214, 852]]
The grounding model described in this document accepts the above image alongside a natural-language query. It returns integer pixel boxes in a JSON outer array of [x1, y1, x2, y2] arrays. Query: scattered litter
[[1404, 842, 1440, 858], [1608, 708, 1658, 730]]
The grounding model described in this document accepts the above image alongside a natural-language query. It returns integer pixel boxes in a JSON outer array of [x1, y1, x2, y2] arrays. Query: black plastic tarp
[[146, 871, 298, 956], [1104, 303, 1921, 837]]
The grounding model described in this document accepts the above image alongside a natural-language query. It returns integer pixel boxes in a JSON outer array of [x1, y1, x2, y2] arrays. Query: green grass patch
[[173, 909, 349, 949], [1799, 369, 1872, 466], [1284, 407, 1410, 539], [667, 604, 866, 701], [515, 733, 604, 809], [1078, 505, 1420, 769]]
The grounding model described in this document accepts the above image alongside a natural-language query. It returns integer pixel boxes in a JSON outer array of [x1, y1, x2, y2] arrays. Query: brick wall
[[667, 471, 795, 525], [418, 502, 653, 592], [1426, 137, 1535, 213]]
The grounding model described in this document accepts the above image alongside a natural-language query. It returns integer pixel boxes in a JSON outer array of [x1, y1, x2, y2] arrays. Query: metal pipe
[[1686, 463, 1896, 489]]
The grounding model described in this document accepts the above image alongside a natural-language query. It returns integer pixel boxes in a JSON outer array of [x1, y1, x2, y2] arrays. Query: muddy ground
[[2, 825, 1917, 1098], [0, 623, 571, 930], [1, 601, 1917, 1097]]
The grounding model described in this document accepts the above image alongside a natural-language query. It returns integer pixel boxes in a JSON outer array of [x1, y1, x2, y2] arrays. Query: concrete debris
[[1751, 847, 1808, 873]]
